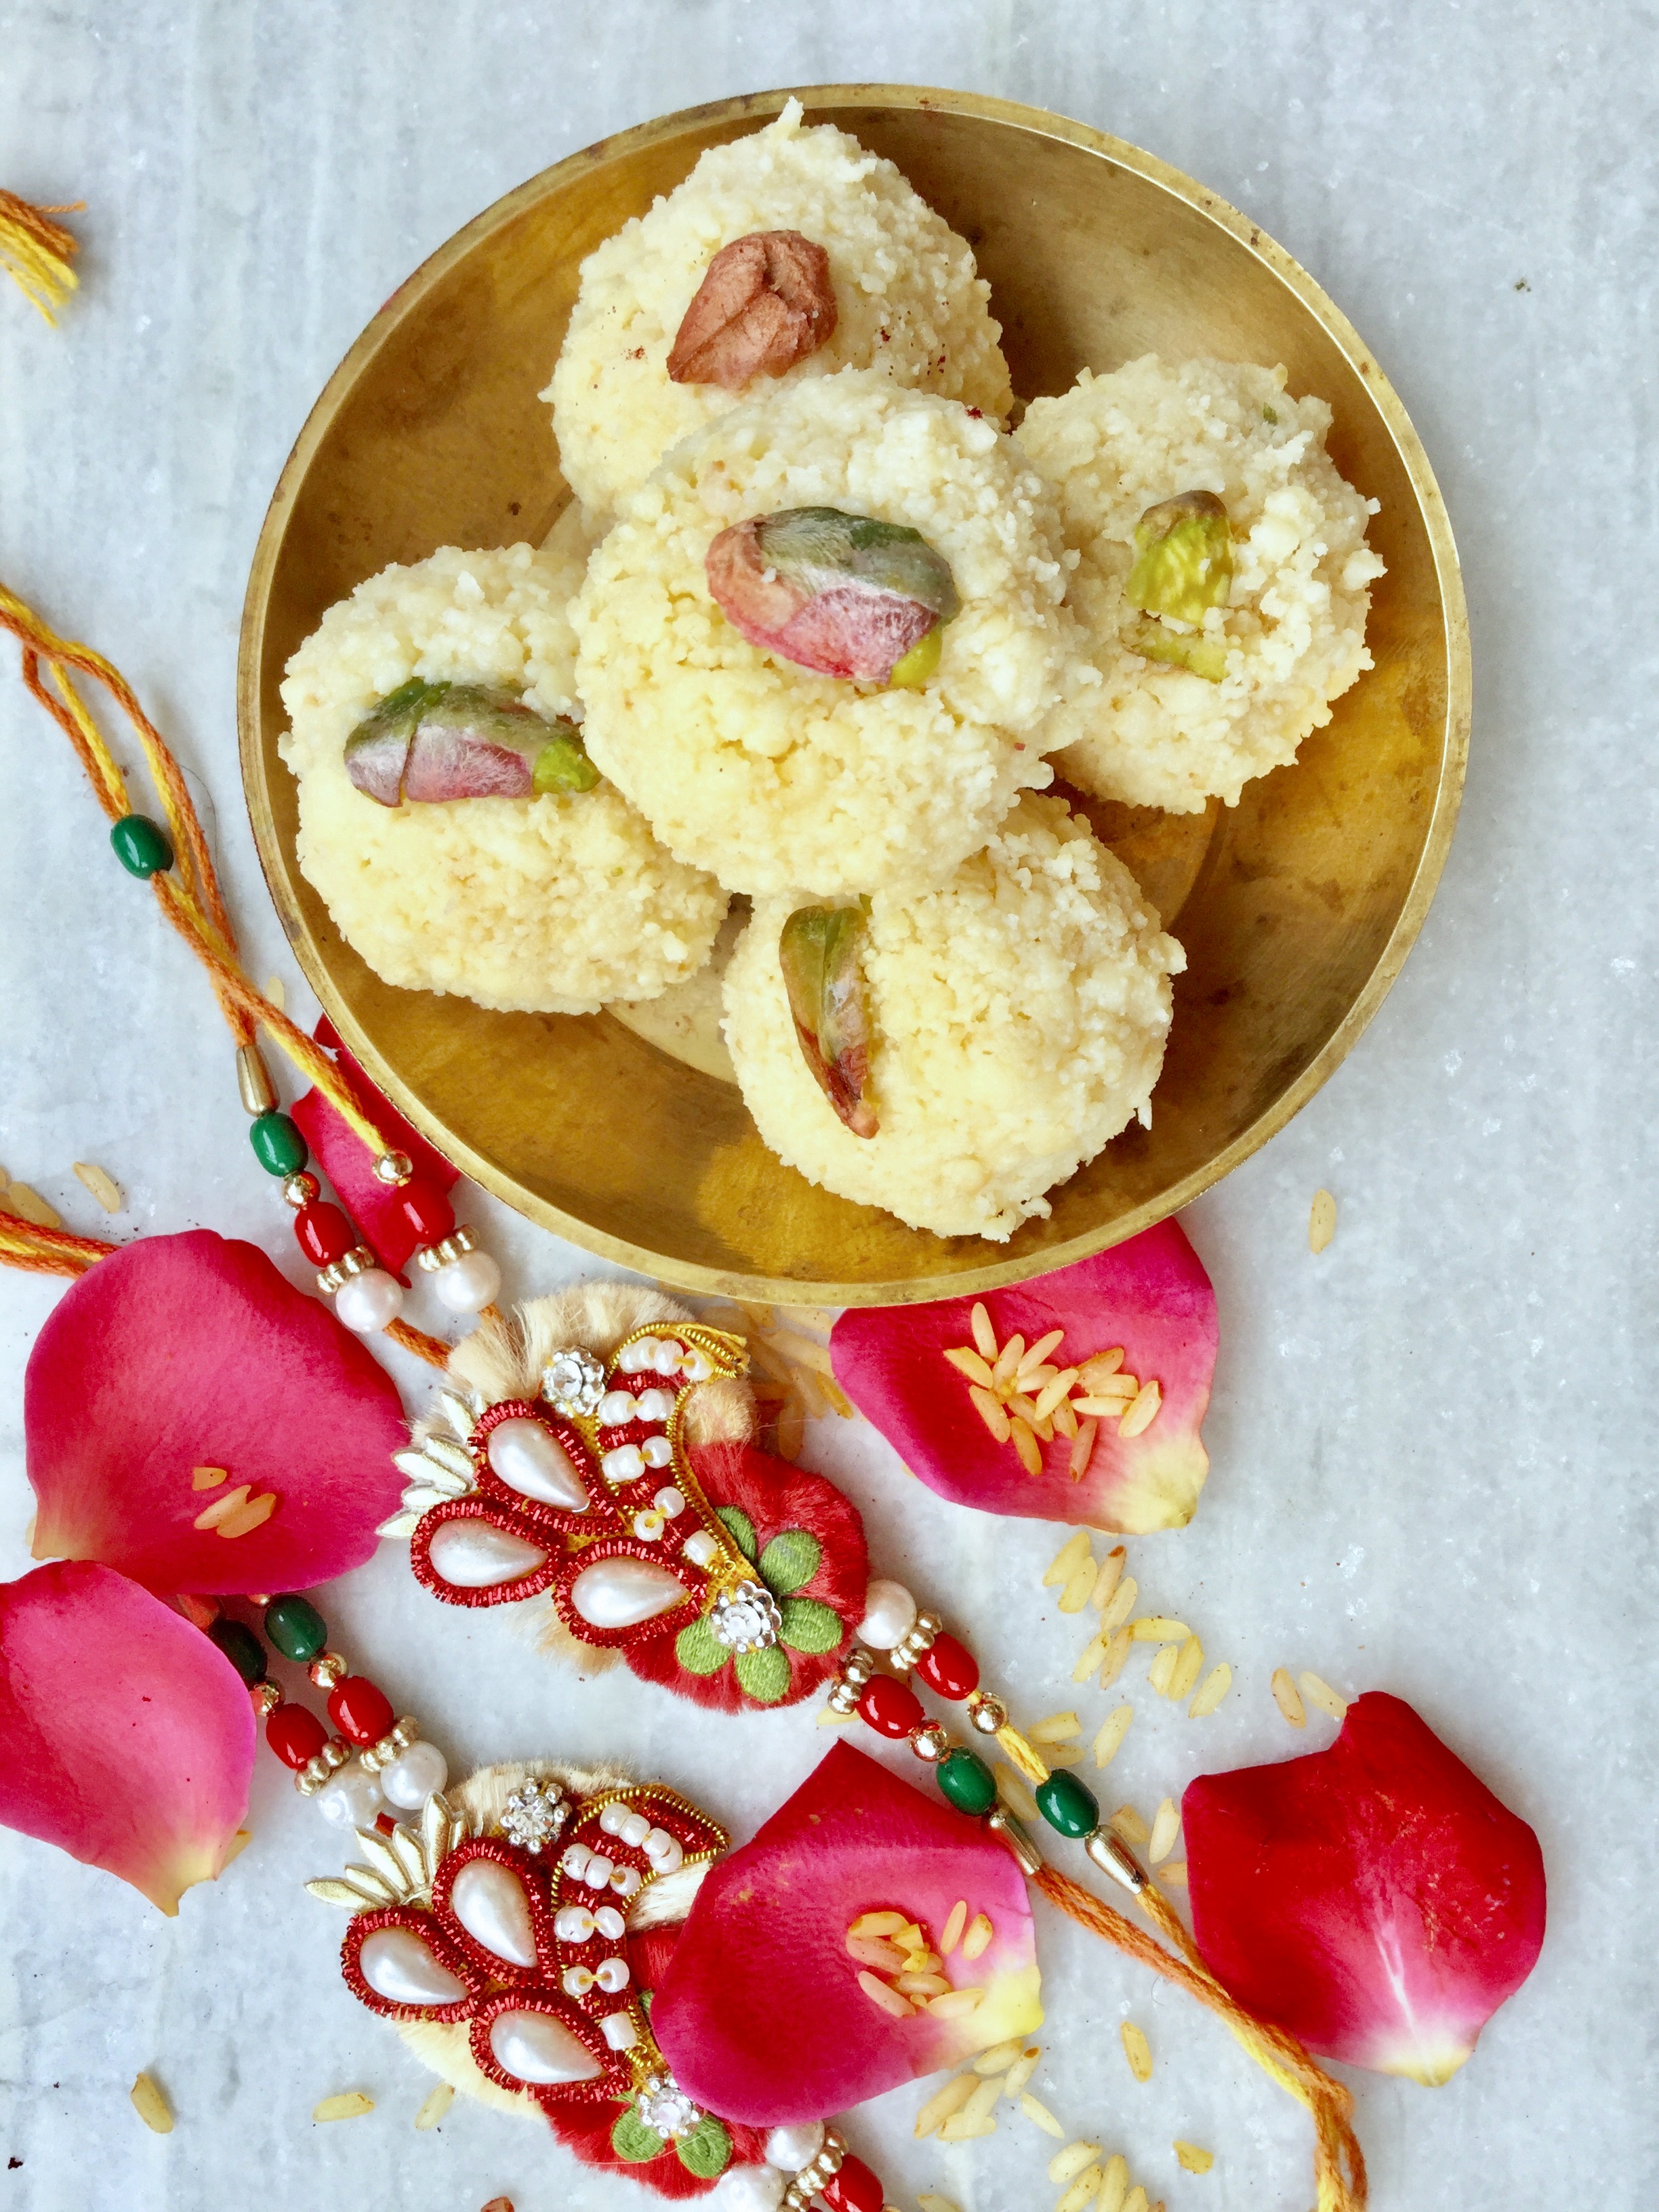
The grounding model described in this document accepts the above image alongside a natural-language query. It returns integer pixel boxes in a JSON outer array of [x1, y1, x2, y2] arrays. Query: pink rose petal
[[289, 1027, 458, 1276], [1185, 1692, 1547, 2085], [26, 1229, 407, 1595], [831, 1220, 1216, 1533], [0, 1561, 255, 1913], [653, 1741, 1042, 2123]]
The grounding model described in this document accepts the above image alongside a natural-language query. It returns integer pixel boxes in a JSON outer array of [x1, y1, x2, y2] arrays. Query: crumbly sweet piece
[[721, 796, 1184, 1241], [1020, 356, 1386, 813], [279, 544, 726, 1013], [546, 98, 1012, 522], [573, 373, 1082, 900]]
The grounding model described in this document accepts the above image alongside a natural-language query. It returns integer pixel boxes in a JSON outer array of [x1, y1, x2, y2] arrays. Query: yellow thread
[[0, 191, 82, 325], [995, 1723, 1052, 1786]]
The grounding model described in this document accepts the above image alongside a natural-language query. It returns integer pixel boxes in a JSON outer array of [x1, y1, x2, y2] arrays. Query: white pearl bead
[[635, 1388, 674, 1421], [598, 1390, 636, 1427], [598, 1803, 630, 1837], [682, 1529, 719, 1568], [681, 1351, 715, 1385], [335, 1268, 404, 1333], [427, 1519, 548, 1589], [617, 1341, 650, 1373], [570, 1556, 689, 1630], [359, 1927, 467, 2006], [583, 1853, 614, 1889], [619, 1811, 651, 1848], [432, 1248, 501, 1313], [562, 1965, 594, 1996], [643, 1827, 683, 1873], [561, 1843, 590, 1879], [316, 1761, 384, 1830], [379, 1739, 448, 1810], [594, 1956, 630, 1993], [765, 2122, 825, 2173], [709, 2165, 785, 2211], [651, 1340, 682, 1374], [486, 1417, 588, 1511], [450, 1858, 537, 1968], [555, 1905, 596, 1943], [602, 1444, 645, 1482], [609, 1863, 642, 1898], [600, 2010, 638, 2051], [489, 2008, 603, 2085], [642, 1435, 675, 1469], [593, 1904, 626, 1940], [653, 1486, 685, 1517], [858, 1577, 918, 1650]]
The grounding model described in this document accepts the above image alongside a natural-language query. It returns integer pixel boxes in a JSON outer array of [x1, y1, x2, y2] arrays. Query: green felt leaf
[[675, 1616, 730, 1677], [758, 1528, 821, 1596], [734, 1644, 792, 1704], [612, 2106, 666, 2163], [675, 2115, 733, 2179], [716, 1505, 758, 1561], [778, 1596, 843, 1654]]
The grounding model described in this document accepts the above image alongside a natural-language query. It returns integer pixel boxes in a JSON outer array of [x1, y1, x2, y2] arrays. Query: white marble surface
[[1, 4, 1655, 2208]]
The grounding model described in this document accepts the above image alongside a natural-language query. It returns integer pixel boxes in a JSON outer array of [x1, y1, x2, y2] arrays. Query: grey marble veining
[[1, 3, 1655, 2207]]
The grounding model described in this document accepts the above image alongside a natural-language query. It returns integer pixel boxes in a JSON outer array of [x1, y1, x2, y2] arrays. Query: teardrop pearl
[[359, 1927, 467, 2007], [570, 1556, 689, 1630], [489, 2007, 602, 2085], [487, 1418, 589, 1511], [449, 1858, 537, 1969], [427, 1519, 549, 1589]]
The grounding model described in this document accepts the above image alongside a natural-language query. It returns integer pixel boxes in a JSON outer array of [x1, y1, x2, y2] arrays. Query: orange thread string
[[0, 190, 82, 325], [0, 583, 394, 1155], [384, 1317, 452, 1370], [0, 1207, 114, 1277], [1036, 1862, 1366, 2212]]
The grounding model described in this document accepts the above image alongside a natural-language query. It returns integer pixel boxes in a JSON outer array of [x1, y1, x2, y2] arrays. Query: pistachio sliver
[[706, 507, 958, 684], [779, 903, 878, 1139], [1122, 615, 1229, 683], [1124, 489, 1233, 626], [344, 678, 449, 806]]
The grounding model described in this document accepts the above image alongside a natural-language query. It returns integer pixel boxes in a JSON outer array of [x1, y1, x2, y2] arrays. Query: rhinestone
[[541, 1347, 607, 1419], [499, 1778, 570, 1855], [710, 1580, 782, 1655], [636, 2076, 702, 2140]]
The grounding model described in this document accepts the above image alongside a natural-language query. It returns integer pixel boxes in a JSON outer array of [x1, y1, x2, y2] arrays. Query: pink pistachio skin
[[289, 1027, 459, 1275], [0, 1561, 255, 1914], [830, 1219, 1216, 1534], [1185, 1693, 1548, 2085], [25, 1230, 407, 1596], [652, 1740, 1042, 2124]]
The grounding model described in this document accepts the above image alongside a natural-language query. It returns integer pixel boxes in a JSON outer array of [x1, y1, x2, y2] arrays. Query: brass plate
[[238, 85, 1469, 1307]]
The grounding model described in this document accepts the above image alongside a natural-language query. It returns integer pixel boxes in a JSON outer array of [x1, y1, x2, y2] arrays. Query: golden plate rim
[[237, 81, 1471, 1307]]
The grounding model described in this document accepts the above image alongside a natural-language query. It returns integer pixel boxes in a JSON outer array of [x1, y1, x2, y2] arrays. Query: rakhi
[[0, 583, 1368, 2209]]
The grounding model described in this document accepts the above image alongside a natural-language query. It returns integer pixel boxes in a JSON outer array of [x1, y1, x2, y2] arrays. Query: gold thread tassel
[[0, 190, 83, 324]]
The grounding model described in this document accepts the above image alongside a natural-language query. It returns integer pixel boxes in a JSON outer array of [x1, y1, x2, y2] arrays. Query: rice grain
[[1174, 2141, 1214, 2173], [1100, 1576, 1139, 1635], [1189, 1662, 1232, 1718], [1168, 1635, 1205, 1702], [313, 2092, 375, 2121], [413, 2081, 454, 2130], [1044, 1530, 1093, 1587], [73, 1162, 123, 1213], [1148, 1798, 1181, 1864], [971, 1302, 998, 1359], [858, 1969, 915, 2018], [1118, 1379, 1162, 1437], [1099, 2155, 1130, 2212], [1109, 1805, 1151, 1846], [1099, 1627, 1134, 1689], [1019, 2091, 1066, 2137], [1058, 2164, 1106, 2212], [1049, 2140, 1103, 2184], [129, 2072, 173, 2133], [1031, 1711, 1083, 1743], [1120, 2022, 1153, 2083], [1309, 1188, 1338, 1253], [1093, 1705, 1133, 1766], [1091, 1544, 1127, 1610], [1300, 1671, 1349, 1721], [1271, 1668, 1308, 1728], [940, 1900, 968, 1955]]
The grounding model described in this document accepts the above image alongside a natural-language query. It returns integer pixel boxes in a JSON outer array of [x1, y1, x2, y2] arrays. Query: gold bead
[[281, 1171, 319, 1209], [1084, 1825, 1147, 1893], [249, 1682, 283, 1719], [967, 1690, 1007, 1734], [308, 1651, 348, 1688], [373, 1150, 413, 1186], [908, 1721, 951, 1764], [236, 1042, 279, 1117], [986, 1804, 1044, 1876]]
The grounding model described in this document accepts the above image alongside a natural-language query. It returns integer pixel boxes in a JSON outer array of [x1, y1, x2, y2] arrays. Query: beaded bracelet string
[[0, 586, 1364, 2212], [182, 1589, 895, 2212]]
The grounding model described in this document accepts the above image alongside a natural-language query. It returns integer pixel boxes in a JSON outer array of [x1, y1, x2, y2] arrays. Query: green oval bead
[[264, 1592, 327, 1663], [1035, 1768, 1100, 1839], [207, 1618, 266, 1688], [935, 1746, 998, 1818], [110, 813, 174, 878], [249, 1111, 307, 1177]]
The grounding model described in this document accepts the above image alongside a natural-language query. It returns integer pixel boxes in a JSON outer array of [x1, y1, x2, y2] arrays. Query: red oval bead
[[822, 2155, 884, 2212], [266, 1703, 328, 1769], [398, 1176, 455, 1244], [916, 1631, 979, 1701], [293, 1200, 354, 1267], [856, 1675, 926, 1740], [328, 1675, 396, 1748]]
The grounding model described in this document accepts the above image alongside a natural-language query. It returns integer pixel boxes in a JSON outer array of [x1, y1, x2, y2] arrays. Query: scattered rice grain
[[1050, 2140, 1103, 2184], [928, 1988, 984, 2018], [313, 2091, 375, 2121], [1122, 2191, 1149, 2212], [191, 1466, 228, 1490], [850, 1910, 909, 1937], [1033, 1369, 1080, 1421], [1189, 1662, 1232, 1718], [996, 1767, 1040, 1822], [1099, 1576, 1139, 1635], [1010, 1416, 1044, 1476], [940, 2114, 998, 2142], [1130, 1616, 1190, 1641], [1157, 1860, 1189, 1887], [1309, 1188, 1338, 1253], [945, 1346, 996, 1387], [1147, 1645, 1180, 1696], [1043, 1530, 1092, 1587], [1271, 1668, 1308, 1728], [3, 1181, 61, 1229], [858, 1969, 916, 2018], [970, 1302, 998, 1359], [899, 1971, 952, 1996], [1118, 1379, 1162, 1437], [1099, 1627, 1134, 1689], [413, 2081, 454, 2129], [960, 1912, 994, 1961], [940, 1900, 968, 1954], [1093, 1705, 1133, 1766], [1168, 1635, 1205, 1702], [919, 2196, 964, 2212], [1054, 1397, 1080, 1440], [1091, 1545, 1126, 1610], [959, 2076, 1004, 2127], [129, 2072, 173, 2133], [993, 1334, 1027, 1386], [1300, 1671, 1349, 1721], [1078, 1348, 1125, 1385], [1174, 2141, 1214, 2173], [1099, 2156, 1130, 2212], [1031, 1711, 1082, 1744], [847, 1933, 909, 1971], [1120, 2022, 1153, 2083], [1073, 1628, 1111, 1683], [1019, 1328, 1067, 1377], [1003, 2048, 1041, 2095], [73, 1162, 123, 1213], [1067, 1416, 1100, 1482], [1109, 1805, 1151, 1846], [970, 1386, 1013, 1443], [1058, 2165, 1105, 2212], [970, 2036, 1025, 2076], [216, 1492, 278, 1539], [1019, 2091, 1065, 2137], [192, 1485, 251, 1530], [1148, 1798, 1181, 1864]]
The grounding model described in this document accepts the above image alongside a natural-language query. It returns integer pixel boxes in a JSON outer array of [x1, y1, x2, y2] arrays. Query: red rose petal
[[653, 1741, 1042, 2123], [289, 1028, 457, 1276], [1184, 1692, 1547, 2085], [25, 1230, 407, 1595], [831, 1219, 1216, 1534], [0, 1561, 255, 1913]]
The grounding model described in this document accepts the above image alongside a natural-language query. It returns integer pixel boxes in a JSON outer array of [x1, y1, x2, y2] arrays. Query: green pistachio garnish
[[1124, 489, 1233, 626], [345, 680, 598, 806], [1122, 616, 1229, 683], [778, 902, 878, 1139]]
